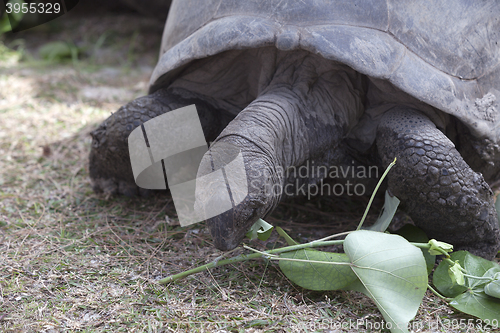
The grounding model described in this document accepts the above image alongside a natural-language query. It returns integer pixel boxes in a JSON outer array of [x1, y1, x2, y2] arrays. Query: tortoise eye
[[92, 136, 100, 148], [90, 130, 102, 148]]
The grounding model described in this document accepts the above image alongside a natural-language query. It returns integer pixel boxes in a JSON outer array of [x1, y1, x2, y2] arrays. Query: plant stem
[[158, 252, 261, 284], [159, 240, 344, 284], [159, 237, 431, 284], [408, 242, 431, 250], [442, 257, 467, 273], [463, 274, 494, 282], [243, 245, 353, 266], [427, 284, 453, 302], [356, 157, 397, 230], [313, 231, 352, 242]]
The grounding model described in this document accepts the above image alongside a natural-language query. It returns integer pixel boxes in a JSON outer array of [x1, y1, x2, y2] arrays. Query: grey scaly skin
[[196, 56, 365, 250], [377, 109, 500, 257], [90, 51, 500, 259]]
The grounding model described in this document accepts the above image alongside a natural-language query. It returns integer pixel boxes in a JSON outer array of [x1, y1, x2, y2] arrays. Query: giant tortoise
[[89, 0, 500, 259]]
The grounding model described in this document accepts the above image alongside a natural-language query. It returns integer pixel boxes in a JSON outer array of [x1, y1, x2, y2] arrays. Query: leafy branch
[[158, 158, 500, 332]]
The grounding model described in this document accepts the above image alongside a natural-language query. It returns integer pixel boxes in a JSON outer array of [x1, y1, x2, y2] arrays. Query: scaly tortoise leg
[[376, 107, 500, 259], [89, 88, 233, 196]]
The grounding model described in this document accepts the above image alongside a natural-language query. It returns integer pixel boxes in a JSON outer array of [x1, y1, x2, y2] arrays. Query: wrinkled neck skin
[[195, 51, 366, 250]]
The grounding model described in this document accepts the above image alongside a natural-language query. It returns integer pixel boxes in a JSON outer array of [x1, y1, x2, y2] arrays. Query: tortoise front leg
[[376, 108, 500, 259], [89, 88, 233, 197], [196, 54, 365, 251]]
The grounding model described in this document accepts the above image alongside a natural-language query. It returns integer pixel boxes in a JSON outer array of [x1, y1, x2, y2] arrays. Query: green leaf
[[433, 252, 500, 320], [433, 252, 468, 297], [366, 190, 400, 232], [428, 239, 453, 256], [485, 277, 500, 299], [344, 230, 427, 333], [279, 249, 357, 291], [449, 290, 500, 321], [448, 261, 465, 286], [433, 250, 500, 295], [394, 224, 435, 275], [432, 251, 467, 297], [484, 270, 500, 299], [461, 254, 500, 290], [245, 218, 273, 241], [485, 270, 500, 279], [276, 226, 299, 246]]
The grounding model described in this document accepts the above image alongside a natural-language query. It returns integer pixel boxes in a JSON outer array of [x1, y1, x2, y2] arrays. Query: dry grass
[[0, 8, 498, 333]]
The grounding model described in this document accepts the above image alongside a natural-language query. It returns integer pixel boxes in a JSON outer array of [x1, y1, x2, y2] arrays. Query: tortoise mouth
[[206, 204, 260, 251]]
